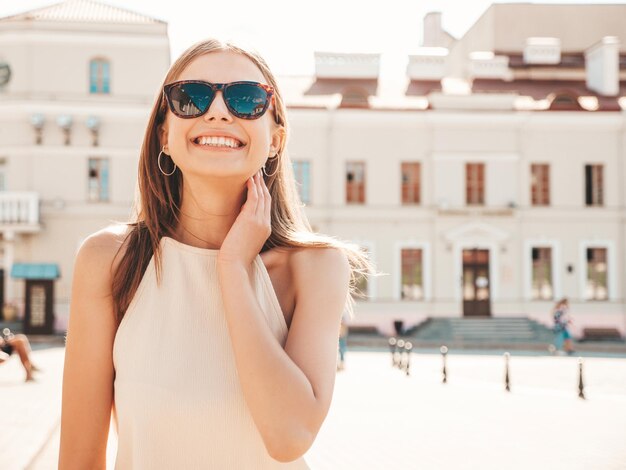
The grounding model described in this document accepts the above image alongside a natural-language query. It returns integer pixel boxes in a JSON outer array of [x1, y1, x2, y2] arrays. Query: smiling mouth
[[192, 135, 246, 149]]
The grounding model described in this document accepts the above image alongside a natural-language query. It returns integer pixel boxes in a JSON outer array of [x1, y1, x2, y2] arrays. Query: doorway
[[24, 279, 54, 334], [462, 248, 491, 316]]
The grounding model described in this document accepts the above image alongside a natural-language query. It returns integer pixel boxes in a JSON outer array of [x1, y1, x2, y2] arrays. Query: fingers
[[256, 170, 268, 219], [247, 170, 271, 226], [255, 171, 264, 216], [261, 172, 271, 220], [247, 172, 258, 213]]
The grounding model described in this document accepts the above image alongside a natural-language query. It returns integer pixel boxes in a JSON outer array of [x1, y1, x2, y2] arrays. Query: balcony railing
[[0, 192, 40, 227]]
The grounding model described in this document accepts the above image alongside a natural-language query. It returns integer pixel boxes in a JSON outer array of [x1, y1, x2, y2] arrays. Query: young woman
[[58, 39, 373, 469]]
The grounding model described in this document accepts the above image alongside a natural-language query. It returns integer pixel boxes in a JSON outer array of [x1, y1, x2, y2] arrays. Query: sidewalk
[[3, 347, 626, 469]]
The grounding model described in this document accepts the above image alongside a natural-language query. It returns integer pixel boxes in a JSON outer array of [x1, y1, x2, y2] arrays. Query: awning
[[11, 263, 60, 280]]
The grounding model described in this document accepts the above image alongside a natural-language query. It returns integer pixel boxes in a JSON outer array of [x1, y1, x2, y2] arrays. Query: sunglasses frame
[[163, 80, 275, 120]]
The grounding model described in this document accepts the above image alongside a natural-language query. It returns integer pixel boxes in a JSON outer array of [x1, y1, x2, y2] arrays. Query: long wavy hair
[[111, 38, 379, 326]]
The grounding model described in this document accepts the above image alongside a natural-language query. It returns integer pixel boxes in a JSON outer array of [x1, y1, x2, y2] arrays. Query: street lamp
[[86, 115, 100, 146], [56, 114, 73, 145], [30, 113, 45, 145]]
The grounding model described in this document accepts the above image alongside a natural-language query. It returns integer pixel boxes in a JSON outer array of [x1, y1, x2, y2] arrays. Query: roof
[[472, 79, 626, 111], [11, 263, 61, 280], [276, 73, 626, 112], [0, 0, 165, 25], [461, 3, 626, 54]]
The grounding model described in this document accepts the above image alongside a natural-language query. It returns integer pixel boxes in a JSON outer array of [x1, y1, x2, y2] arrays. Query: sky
[[0, 0, 624, 78]]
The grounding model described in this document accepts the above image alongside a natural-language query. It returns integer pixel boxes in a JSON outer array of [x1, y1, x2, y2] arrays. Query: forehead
[[177, 51, 267, 84]]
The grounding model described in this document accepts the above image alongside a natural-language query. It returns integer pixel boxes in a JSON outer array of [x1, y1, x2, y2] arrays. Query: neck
[[173, 173, 247, 250]]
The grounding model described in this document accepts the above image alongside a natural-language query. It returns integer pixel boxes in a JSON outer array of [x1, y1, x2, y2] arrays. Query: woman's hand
[[217, 169, 271, 268]]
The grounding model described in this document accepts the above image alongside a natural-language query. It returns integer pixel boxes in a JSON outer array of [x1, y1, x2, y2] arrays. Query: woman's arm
[[217, 247, 350, 463], [58, 231, 121, 469]]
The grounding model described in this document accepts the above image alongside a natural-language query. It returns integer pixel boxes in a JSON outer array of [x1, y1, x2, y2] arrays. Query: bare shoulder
[[290, 246, 350, 292], [74, 224, 133, 295]]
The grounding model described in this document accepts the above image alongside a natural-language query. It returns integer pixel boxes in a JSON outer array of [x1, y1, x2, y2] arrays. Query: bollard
[[578, 357, 586, 400], [399, 342, 407, 373], [388, 337, 397, 367], [504, 352, 511, 392], [440, 345, 448, 384], [404, 342, 413, 377], [396, 339, 405, 369]]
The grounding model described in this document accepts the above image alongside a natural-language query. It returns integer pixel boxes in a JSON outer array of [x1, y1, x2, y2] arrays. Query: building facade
[[0, 0, 169, 332], [0, 1, 624, 338], [280, 4, 626, 337]]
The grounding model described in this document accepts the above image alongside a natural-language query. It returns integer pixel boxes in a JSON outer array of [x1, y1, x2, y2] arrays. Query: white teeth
[[195, 136, 242, 148]]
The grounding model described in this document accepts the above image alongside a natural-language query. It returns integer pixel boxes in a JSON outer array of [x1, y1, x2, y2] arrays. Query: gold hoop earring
[[262, 154, 279, 177], [158, 146, 176, 176]]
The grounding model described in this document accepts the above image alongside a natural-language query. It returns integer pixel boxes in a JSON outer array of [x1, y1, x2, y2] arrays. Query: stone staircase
[[404, 317, 555, 346]]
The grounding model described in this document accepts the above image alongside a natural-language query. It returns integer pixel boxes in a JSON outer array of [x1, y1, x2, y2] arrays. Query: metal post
[[504, 352, 511, 392], [396, 339, 405, 370], [405, 342, 413, 376], [388, 337, 397, 367], [440, 345, 448, 384], [578, 357, 586, 400]]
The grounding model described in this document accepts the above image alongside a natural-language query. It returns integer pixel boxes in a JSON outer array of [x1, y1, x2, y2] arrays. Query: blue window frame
[[90, 59, 110, 94], [292, 161, 310, 204]]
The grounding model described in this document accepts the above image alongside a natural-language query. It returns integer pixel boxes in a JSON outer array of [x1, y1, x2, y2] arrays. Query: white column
[[3, 231, 15, 308]]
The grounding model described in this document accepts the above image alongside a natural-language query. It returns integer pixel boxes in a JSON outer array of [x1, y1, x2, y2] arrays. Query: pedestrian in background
[[0, 329, 42, 382], [552, 298, 575, 355], [337, 311, 349, 371]]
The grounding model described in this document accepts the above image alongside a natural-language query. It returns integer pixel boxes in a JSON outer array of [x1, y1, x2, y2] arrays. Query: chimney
[[585, 36, 620, 97], [423, 12, 443, 47]]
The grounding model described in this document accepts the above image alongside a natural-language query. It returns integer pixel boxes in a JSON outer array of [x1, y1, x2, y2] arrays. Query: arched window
[[89, 58, 110, 94], [548, 91, 582, 111]]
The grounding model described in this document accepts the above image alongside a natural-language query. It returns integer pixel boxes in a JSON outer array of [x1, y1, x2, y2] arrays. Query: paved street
[[2, 346, 625, 469]]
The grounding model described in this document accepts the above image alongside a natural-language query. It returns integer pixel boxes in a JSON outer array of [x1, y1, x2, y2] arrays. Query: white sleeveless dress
[[112, 236, 310, 469]]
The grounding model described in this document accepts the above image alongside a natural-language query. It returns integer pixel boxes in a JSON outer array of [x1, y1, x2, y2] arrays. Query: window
[[346, 161, 365, 204], [88, 158, 109, 202], [531, 164, 550, 206], [548, 92, 583, 111], [586, 248, 608, 300], [585, 164, 603, 206], [531, 247, 553, 300], [466, 163, 484, 205], [0, 157, 6, 191], [401, 248, 423, 300], [90, 58, 110, 94], [401, 162, 421, 204], [292, 161, 311, 204]]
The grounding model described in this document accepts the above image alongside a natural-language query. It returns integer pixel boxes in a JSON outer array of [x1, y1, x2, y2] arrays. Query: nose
[[203, 90, 233, 122]]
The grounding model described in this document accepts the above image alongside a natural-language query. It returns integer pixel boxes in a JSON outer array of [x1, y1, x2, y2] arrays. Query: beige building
[[0, 1, 625, 338], [0, 0, 169, 332], [279, 3, 626, 337]]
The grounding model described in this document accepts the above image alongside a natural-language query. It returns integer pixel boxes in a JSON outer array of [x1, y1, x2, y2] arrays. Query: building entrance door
[[462, 248, 491, 317], [24, 279, 54, 334], [0, 268, 4, 319]]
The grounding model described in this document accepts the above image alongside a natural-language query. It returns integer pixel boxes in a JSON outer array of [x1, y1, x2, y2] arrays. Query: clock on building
[[0, 62, 11, 86]]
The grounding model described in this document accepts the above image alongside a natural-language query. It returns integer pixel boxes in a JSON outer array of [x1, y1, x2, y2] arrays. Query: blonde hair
[[111, 38, 379, 325]]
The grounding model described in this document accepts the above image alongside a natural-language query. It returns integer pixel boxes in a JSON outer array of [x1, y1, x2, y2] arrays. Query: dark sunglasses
[[163, 80, 275, 120]]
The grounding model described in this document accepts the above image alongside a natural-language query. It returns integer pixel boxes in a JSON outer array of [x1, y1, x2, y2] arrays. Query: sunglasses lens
[[225, 83, 269, 118], [168, 83, 213, 117]]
